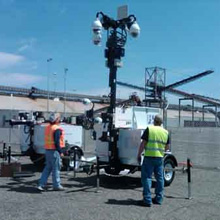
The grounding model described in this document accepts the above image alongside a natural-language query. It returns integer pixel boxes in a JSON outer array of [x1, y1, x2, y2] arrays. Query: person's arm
[[54, 129, 63, 154], [165, 134, 170, 152], [137, 139, 146, 162], [137, 128, 149, 162], [165, 144, 170, 152]]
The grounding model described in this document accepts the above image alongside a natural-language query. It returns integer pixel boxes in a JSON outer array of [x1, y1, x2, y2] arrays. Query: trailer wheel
[[62, 146, 83, 171], [104, 165, 121, 175], [164, 158, 175, 186], [30, 153, 45, 170]]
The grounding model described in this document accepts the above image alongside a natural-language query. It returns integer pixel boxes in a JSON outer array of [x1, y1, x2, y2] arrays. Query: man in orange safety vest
[[38, 112, 65, 191]]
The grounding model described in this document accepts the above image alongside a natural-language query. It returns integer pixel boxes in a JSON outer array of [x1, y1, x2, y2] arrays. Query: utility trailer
[[90, 9, 178, 186], [7, 113, 86, 169], [3, 99, 177, 186], [95, 106, 178, 186]]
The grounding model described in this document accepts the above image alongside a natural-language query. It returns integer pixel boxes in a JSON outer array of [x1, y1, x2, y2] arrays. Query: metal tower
[[145, 67, 166, 107]]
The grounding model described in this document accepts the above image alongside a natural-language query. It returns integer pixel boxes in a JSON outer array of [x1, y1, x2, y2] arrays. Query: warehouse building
[[0, 85, 218, 153]]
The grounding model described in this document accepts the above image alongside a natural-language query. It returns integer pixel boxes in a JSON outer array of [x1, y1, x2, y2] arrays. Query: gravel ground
[[0, 156, 220, 220]]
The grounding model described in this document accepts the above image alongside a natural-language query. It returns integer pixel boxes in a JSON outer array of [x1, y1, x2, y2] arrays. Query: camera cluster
[[92, 12, 140, 46]]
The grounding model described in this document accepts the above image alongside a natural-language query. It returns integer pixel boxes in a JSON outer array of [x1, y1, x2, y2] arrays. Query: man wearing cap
[[38, 112, 65, 191], [137, 115, 170, 207]]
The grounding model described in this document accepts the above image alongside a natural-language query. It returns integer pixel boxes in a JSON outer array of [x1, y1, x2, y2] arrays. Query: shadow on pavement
[[165, 195, 189, 200], [0, 160, 48, 194], [1, 178, 40, 194], [105, 198, 142, 206], [1, 161, 155, 194], [68, 174, 142, 190]]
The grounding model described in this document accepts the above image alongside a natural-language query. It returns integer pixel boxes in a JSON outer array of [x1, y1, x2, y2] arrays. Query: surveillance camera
[[92, 18, 102, 45], [94, 117, 103, 124], [92, 33, 102, 45], [92, 18, 102, 34], [82, 98, 92, 105], [129, 22, 140, 38]]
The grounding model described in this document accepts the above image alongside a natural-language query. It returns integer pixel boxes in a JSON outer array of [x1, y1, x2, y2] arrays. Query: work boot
[[53, 185, 65, 191], [137, 200, 151, 207], [37, 186, 45, 191], [152, 197, 162, 205]]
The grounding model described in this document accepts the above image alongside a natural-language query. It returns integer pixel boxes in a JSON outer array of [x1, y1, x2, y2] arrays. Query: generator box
[[1, 162, 21, 177]]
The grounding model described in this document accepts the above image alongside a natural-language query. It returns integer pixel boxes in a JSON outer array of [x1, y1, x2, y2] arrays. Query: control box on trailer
[[20, 123, 83, 154], [96, 106, 161, 164]]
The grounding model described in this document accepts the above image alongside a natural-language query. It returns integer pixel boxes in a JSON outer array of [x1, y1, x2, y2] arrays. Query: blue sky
[[0, 0, 220, 103]]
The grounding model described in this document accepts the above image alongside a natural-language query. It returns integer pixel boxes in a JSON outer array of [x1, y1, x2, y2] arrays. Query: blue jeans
[[39, 150, 62, 188], [141, 157, 164, 204]]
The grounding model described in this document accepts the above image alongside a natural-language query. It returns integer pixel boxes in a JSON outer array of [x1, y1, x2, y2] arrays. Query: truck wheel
[[30, 153, 45, 170], [164, 158, 175, 186]]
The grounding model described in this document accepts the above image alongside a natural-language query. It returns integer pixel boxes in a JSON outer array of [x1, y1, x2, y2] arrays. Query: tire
[[164, 158, 175, 186], [62, 146, 82, 171], [104, 165, 122, 175], [30, 153, 45, 170]]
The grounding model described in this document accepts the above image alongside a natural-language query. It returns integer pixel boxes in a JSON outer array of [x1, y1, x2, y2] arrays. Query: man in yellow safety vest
[[37, 112, 65, 191], [137, 115, 170, 207]]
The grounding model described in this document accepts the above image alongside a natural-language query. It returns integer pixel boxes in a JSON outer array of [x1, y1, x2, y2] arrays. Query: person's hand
[[60, 153, 64, 157], [137, 155, 141, 164]]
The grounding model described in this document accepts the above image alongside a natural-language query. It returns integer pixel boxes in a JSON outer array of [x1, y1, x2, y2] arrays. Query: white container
[[20, 123, 83, 154]]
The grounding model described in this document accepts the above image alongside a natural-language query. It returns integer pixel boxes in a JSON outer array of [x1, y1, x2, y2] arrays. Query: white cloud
[[0, 72, 43, 87], [18, 45, 29, 52], [17, 38, 37, 53], [0, 52, 25, 69]]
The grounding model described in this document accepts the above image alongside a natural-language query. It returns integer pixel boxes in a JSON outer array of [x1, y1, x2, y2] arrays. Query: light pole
[[47, 58, 53, 113], [53, 72, 57, 94], [92, 11, 140, 172], [64, 67, 68, 117]]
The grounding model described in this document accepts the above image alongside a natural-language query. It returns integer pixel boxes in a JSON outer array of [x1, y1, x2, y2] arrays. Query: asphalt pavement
[[0, 156, 220, 220]]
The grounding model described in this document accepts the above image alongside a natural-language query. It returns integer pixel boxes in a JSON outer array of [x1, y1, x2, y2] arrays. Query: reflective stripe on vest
[[144, 125, 168, 158], [44, 124, 65, 150]]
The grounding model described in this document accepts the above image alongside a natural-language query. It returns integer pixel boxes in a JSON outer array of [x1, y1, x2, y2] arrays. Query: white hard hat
[[49, 112, 60, 123]]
